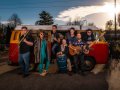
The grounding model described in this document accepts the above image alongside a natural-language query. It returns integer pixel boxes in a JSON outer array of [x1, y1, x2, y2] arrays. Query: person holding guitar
[[66, 27, 77, 74], [69, 33, 85, 74], [84, 29, 95, 44], [82, 29, 95, 54], [51, 25, 60, 63], [66, 27, 77, 44]]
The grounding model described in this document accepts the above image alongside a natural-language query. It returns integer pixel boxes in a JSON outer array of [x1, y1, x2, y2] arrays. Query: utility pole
[[114, 0, 117, 41]]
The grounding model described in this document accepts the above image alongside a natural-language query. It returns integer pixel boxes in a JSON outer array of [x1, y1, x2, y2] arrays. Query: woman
[[36, 31, 50, 76]]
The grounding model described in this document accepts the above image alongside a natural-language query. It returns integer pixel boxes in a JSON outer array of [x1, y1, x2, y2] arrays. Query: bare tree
[[105, 20, 113, 30], [8, 13, 22, 27]]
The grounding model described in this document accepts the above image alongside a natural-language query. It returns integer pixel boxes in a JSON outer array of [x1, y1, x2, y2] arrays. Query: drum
[[57, 55, 67, 73]]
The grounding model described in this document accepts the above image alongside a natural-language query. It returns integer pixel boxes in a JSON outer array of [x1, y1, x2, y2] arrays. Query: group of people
[[18, 25, 95, 78]]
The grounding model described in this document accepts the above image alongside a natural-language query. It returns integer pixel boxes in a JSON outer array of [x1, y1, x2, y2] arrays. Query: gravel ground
[[0, 51, 8, 63]]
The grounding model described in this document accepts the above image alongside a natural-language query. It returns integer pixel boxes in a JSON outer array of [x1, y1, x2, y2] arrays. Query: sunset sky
[[0, 0, 120, 29]]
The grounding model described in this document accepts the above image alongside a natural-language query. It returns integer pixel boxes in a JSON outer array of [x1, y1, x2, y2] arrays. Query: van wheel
[[81, 56, 96, 71]]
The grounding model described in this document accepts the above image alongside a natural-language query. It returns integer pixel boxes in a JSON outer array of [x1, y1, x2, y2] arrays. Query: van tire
[[81, 56, 96, 71]]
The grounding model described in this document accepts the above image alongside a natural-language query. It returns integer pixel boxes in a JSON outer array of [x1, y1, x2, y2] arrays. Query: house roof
[[15, 25, 100, 31]]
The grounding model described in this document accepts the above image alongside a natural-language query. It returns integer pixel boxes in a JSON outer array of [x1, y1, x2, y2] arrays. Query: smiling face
[[70, 29, 75, 35], [52, 26, 57, 33], [21, 28, 27, 35], [62, 39, 67, 45], [77, 33, 82, 40], [87, 30, 92, 36]]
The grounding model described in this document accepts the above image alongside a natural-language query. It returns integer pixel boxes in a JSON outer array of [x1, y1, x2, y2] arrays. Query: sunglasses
[[40, 33, 44, 36], [87, 32, 92, 33]]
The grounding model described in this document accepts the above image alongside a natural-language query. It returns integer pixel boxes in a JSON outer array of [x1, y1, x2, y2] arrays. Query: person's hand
[[53, 37, 57, 41], [60, 52, 63, 55], [83, 45, 86, 50], [57, 52, 62, 55], [69, 44, 72, 47], [87, 41, 92, 44], [57, 38, 61, 43], [23, 38, 27, 42], [74, 49, 77, 53]]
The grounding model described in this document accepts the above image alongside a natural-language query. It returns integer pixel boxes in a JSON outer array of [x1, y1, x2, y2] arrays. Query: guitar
[[69, 45, 82, 56]]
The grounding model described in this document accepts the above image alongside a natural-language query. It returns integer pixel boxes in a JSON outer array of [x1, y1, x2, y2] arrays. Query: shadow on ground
[[0, 68, 108, 90]]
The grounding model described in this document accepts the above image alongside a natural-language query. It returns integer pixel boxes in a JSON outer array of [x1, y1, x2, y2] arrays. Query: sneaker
[[40, 70, 47, 77]]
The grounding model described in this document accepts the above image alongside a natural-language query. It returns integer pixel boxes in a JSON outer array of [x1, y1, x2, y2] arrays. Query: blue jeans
[[18, 52, 30, 75], [52, 43, 58, 55], [52, 43, 58, 59]]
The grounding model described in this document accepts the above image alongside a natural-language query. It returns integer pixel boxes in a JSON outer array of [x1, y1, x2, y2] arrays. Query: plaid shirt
[[72, 40, 85, 47]]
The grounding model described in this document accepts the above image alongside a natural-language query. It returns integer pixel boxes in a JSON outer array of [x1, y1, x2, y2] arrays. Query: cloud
[[82, 12, 112, 29], [55, 5, 102, 22], [55, 1, 120, 29]]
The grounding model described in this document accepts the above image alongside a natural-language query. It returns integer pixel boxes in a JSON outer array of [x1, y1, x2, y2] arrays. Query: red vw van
[[8, 25, 109, 71]]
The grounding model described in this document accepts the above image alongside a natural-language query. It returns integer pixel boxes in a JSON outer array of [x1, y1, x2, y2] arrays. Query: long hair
[[84, 29, 95, 41]]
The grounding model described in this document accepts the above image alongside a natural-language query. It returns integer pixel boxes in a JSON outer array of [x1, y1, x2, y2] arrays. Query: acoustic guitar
[[69, 45, 82, 56]]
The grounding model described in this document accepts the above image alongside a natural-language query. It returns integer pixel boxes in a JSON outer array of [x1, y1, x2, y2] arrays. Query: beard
[[77, 38, 81, 40]]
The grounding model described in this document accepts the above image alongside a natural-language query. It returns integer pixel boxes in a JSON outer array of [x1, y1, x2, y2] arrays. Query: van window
[[13, 31, 18, 40]]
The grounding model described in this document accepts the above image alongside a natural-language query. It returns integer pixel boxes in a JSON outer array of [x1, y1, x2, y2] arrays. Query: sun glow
[[101, 2, 120, 18]]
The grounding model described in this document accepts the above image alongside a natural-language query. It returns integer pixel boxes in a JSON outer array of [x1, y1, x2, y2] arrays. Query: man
[[71, 33, 85, 74], [67, 27, 76, 44], [18, 26, 33, 78], [84, 29, 95, 44], [67, 27, 77, 75], [51, 25, 60, 63]]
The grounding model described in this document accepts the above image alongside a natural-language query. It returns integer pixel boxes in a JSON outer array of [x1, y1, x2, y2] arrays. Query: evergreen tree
[[35, 11, 54, 25]]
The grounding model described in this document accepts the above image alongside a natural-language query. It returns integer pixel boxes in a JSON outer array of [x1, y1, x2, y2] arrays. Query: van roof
[[15, 25, 100, 31]]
